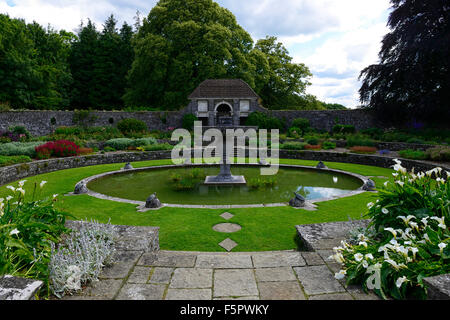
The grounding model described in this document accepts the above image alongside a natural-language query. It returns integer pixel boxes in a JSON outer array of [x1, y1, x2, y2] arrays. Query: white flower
[[18, 180, 27, 187], [354, 253, 364, 262], [396, 276, 409, 288], [367, 202, 374, 209], [392, 173, 399, 177], [384, 181, 389, 187], [384, 227, 397, 238], [396, 181, 404, 187], [362, 260, 369, 268], [335, 270, 347, 280], [423, 233, 430, 243], [385, 259, 406, 270], [410, 247, 419, 260], [9, 228, 20, 236], [16, 188, 25, 196], [382, 208, 389, 214], [421, 217, 429, 227], [359, 241, 368, 248], [40, 181, 47, 188], [397, 215, 416, 225], [330, 253, 345, 264], [333, 177, 338, 183], [438, 243, 447, 254], [6, 186, 16, 192], [365, 253, 374, 260], [6, 196, 12, 201], [431, 217, 446, 229], [436, 177, 445, 184], [52, 194, 58, 199]]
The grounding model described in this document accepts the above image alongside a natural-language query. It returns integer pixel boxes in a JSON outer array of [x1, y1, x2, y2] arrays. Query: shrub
[[0, 182, 70, 296], [9, 126, 31, 140], [306, 137, 319, 145], [406, 137, 426, 144], [104, 138, 134, 150], [333, 124, 356, 134], [143, 143, 173, 151], [0, 101, 11, 111], [332, 162, 450, 300], [322, 141, 336, 150], [287, 127, 301, 139], [182, 113, 199, 131], [78, 147, 94, 155], [425, 146, 450, 161], [246, 112, 285, 131], [279, 142, 307, 150], [0, 155, 31, 167], [54, 126, 82, 136], [291, 118, 310, 135], [305, 144, 322, 150], [117, 118, 148, 136], [349, 146, 377, 154], [398, 149, 427, 160], [360, 127, 383, 139], [35, 140, 80, 158], [133, 137, 157, 147], [0, 141, 43, 157], [103, 146, 116, 152], [346, 134, 376, 147]]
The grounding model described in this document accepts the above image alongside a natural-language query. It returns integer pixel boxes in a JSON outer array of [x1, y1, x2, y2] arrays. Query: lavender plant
[[48, 219, 118, 298]]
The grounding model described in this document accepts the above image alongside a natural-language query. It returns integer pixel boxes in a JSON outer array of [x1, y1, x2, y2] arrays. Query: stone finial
[[123, 162, 133, 170], [362, 179, 376, 191], [316, 161, 327, 169], [74, 181, 88, 194], [289, 192, 306, 208], [145, 193, 162, 209]]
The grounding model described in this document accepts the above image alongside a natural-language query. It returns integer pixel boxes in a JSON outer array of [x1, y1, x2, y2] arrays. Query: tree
[[69, 19, 99, 109], [0, 14, 72, 109], [124, 0, 257, 110], [359, 0, 450, 124], [252, 36, 312, 109]]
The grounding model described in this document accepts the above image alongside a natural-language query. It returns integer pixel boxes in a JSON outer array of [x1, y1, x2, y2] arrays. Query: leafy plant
[[332, 161, 450, 300], [333, 124, 355, 134], [398, 149, 427, 160], [0, 155, 31, 167], [182, 113, 199, 131], [322, 141, 336, 150], [291, 118, 310, 135], [425, 146, 450, 161], [346, 134, 376, 147], [0, 141, 43, 157], [279, 142, 307, 150], [35, 140, 80, 158], [117, 118, 148, 136]]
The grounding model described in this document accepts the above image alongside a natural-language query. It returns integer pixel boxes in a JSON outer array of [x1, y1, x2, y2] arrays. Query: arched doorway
[[215, 102, 233, 126]]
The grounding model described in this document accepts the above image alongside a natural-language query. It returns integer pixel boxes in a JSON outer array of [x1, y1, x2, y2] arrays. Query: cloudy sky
[[1, 0, 392, 108]]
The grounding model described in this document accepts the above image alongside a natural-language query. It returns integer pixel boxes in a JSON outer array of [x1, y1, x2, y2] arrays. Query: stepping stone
[[220, 212, 234, 220], [213, 223, 242, 233], [218, 238, 238, 252]]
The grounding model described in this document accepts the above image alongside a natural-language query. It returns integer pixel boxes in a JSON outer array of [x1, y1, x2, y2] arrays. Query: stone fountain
[[203, 121, 256, 186]]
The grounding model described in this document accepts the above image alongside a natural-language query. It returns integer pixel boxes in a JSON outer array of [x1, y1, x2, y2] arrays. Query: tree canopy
[[359, 0, 450, 124]]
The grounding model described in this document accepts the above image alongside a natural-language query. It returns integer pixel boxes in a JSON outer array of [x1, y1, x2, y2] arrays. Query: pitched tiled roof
[[188, 79, 259, 99]]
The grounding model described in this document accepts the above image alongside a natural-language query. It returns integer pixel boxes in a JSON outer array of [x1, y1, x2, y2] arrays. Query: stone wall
[[0, 109, 378, 137], [0, 110, 186, 136], [270, 109, 380, 132]]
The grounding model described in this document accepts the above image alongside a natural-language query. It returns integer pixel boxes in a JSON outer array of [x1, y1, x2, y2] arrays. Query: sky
[[0, 0, 392, 108]]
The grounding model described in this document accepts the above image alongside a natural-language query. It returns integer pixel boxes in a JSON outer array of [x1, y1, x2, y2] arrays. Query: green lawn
[[0, 158, 394, 252]]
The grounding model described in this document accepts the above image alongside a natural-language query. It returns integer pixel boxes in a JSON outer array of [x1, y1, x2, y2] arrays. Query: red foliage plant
[[349, 146, 378, 154], [305, 144, 322, 150], [35, 140, 80, 159]]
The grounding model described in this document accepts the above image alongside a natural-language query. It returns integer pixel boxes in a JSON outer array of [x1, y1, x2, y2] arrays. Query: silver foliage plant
[[48, 219, 118, 298]]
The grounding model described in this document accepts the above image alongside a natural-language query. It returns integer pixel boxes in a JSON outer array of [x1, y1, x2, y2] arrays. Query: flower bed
[[332, 160, 449, 299]]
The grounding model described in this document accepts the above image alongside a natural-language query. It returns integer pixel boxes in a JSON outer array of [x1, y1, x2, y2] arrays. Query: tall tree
[[69, 19, 99, 109], [359, 0, 450, 124], [252, 36, 312, 109], [124, 0, 256, 110]]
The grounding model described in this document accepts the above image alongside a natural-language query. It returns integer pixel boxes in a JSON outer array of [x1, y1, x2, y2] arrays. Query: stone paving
[[62, 250, 380, 300]]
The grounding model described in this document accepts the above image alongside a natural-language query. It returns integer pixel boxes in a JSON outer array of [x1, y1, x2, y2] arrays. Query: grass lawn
[[0, 158, 394, 252]]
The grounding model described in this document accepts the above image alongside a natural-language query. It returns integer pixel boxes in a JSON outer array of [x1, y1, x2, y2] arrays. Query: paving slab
[[0, 275, 43, 300], [258, 281, 306, 300], [294, 265, 346, 295], [85, 279, 124, 299], [127, 266, 151, 284], [116, 283, 165, 300], [169, 268, 213, 289], [309, 293, 353, 300], [220, 212, 234, 220], [195, 254, 253, 269], [138, 252, 196, 268], [255, 267, 297, 282], [165, 289, 212, 300], [214, 296, 260, 300], [213, 269, 258, 298], [423, 274, 450, 300], [301, 252, 325, 266], [252, 252, 306, 268], [150, 267, 174, 284]]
